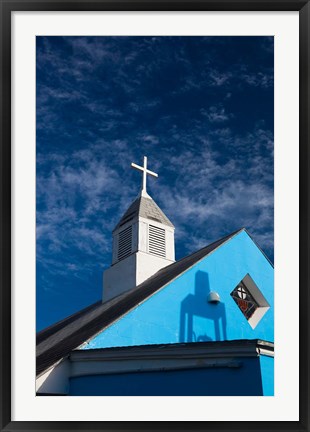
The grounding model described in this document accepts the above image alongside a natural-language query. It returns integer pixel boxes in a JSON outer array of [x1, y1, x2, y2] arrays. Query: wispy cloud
[[209, 69, 232, 86], [201, 105, 233, 123], [241, 71, 274, 88]]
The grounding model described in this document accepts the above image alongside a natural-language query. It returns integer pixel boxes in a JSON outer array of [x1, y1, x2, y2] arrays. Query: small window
[[148, 225, 166, 257], [230, 274, 270, 329], [118, 225, 132, 261]]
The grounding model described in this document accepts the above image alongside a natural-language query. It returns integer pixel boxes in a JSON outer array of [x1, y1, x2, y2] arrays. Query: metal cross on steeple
[[131, 156, 158, 196]]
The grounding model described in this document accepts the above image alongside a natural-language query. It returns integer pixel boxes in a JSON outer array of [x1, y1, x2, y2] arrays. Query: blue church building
[[36, 157, 274, 396]]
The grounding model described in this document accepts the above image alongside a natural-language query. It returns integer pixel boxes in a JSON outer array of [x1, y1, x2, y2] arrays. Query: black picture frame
[[1, 0, 309, 430]]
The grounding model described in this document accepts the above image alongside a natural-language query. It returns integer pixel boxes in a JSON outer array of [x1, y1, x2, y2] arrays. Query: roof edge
[[36, 301, 101, 345], [71, 339, 273, 362]]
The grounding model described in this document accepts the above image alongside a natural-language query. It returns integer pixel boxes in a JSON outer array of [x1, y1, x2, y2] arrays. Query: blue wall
[[69, 357, 263, 396], [81, 231, 274, 350], [260, 355, 274, 396]]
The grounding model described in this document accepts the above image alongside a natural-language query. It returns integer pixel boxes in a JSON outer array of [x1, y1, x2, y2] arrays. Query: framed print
[[1, 0, 309, 431]]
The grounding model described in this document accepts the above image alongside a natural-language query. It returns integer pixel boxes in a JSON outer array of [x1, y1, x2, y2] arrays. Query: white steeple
[[102, 156, 175, 303]]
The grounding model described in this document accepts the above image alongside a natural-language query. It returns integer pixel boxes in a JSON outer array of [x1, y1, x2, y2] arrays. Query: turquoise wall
[[81, 230, 274, 349], [260, 355, 274, 396]]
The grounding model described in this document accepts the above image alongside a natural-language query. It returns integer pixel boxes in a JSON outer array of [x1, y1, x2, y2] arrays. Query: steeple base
[[102, 251, 175, 303]]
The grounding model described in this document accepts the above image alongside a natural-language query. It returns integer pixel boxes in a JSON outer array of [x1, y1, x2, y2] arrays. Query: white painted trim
[[36, 358, 71, 395], [258, 348, 275, 358], [239, 273, 271, 329], [139, 216, 175, 232]]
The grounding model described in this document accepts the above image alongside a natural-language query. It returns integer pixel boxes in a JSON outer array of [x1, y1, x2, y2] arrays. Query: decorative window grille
[[118, 225, 132, 261], [230, 282, 259, 321], [230, 274, 270, 329], [149, 225, 166, 257]]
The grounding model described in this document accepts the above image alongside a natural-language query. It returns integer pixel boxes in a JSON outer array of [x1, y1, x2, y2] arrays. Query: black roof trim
[[36, 228, 245, 376], [36, 301, 102, 345]]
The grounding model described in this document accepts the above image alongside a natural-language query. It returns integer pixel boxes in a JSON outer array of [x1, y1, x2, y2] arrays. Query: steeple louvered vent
[[149, 225, 166, 257], [118, 225, 132, 261]]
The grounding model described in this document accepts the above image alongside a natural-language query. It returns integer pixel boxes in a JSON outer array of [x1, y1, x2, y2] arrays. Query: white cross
[[237, 286, 247, 300], [131, 156, 158, 194]]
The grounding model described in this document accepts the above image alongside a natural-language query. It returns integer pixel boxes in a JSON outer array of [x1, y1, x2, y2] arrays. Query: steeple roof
[[114, 195, 174, 232]]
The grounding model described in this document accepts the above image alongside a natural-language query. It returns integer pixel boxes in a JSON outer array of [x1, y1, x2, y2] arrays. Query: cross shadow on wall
[[179, 270, 227, 343]]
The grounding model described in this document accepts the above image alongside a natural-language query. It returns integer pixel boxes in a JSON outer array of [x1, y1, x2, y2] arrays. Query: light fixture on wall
[[207, 291, 220, 303]]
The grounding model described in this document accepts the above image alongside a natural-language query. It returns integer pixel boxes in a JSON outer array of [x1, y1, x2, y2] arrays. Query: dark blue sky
[[36, 36, 274, 331]]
